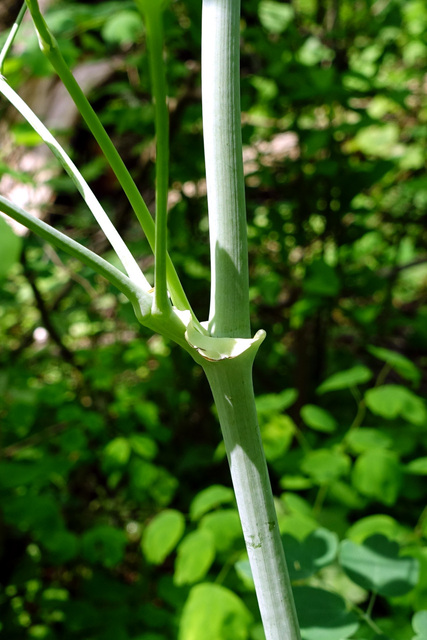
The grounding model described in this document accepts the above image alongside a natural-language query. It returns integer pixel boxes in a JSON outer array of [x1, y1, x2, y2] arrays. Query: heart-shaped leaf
[[339, 534, 419, 597], [412, 610, 427, 640], [365, 385, 427, 425], [283, 528, 339, 580], [293, 586, 359, 640]]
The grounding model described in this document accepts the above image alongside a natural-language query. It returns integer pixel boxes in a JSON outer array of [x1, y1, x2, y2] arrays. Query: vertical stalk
[[200, 1, 302, 638], [142, 2, 169, 314], [202, 0, 250, 338], [203, 355, 301, 640]]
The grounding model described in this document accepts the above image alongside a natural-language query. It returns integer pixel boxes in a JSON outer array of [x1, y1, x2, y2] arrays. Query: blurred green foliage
[[0, 0, 427, 638]]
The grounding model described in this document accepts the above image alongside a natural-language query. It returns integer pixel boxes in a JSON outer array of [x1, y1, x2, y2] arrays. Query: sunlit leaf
[[406, 457, 427, 475], [101, 10, 143, 45], [174, 529, 215, 586], [352, 449, 401, 505], [141, 510, 185, 564], [346, 515, 406, 544], [255, 389, 298, 415], [261, 414, 295, 461], [190, 485, 235, 521], [365, 385, 427, 425], [317, 366, 372, 394], [258, 1, 294, 34], [300, 404, 337, 432], [200, 510, 243, 553], [102, 437, 131, 471], [345, 428, 392, 453], [301, 449, 351, 485], [179, 583, 252, 640]]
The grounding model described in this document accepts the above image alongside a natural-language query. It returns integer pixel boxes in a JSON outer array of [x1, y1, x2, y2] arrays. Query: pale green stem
[[202, 0, 250, 338], [200, 2, 301, 638], [0, 3, 27, 74], [142, 2, 170, 313], [0, 195, 146, 307], [203, 354, 301, 640], [0, 76, 150, 292], [24, 0, 191, 313]]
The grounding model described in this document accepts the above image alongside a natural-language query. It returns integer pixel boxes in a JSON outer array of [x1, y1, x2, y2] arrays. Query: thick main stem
[[202, 0, 250, 338], [204, 357, 301, 640], [201, 1, 301, 637]]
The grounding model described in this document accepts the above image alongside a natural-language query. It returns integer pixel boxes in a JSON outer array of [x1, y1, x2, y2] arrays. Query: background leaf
[[179, 583, 252, 640], [141, 510, 185, 564], [174, 529, 216, 586], [339, 535, 419, 597], [293, 586, 359, 640], [317, 366, 372, 394]]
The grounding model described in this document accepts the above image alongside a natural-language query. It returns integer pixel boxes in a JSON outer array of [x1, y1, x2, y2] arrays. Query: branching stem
[[24, 0, 191, 312], [0, 76, 149, 291]]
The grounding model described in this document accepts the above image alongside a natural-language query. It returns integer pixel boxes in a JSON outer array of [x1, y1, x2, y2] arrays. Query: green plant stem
[[366, 592, 376, 619], [200, 2, 300, 637], [0, 197, 198, 352], [24, 0, 191, 313], [203, 354, 301, 640], [139, 1, 170, 314], [0, 3, 27, 73], [202, 0, 250, 338], [0, 195, 145, 307], [0, 76, 149, 292]]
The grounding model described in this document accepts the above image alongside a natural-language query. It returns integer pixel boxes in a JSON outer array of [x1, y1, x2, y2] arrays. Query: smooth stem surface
[[204, 357, 301, 640], [0, 3, 26, 73], [202, 0, 250, 338], [144, 3, 170, 313], [0, 195, 144, 306], [0, 76, 150, 292], [24, 0, 191, 313]]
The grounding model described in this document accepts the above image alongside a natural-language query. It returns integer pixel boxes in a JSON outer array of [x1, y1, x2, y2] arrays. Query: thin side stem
[[143, 3, 170, 313], [24, 0, 191, 313], [202, 0, 250, 338], [0, 3, 27, 74], [0, 195, 147, 309], [0, 76, 150, 292], [203, 357, 301, 640]]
